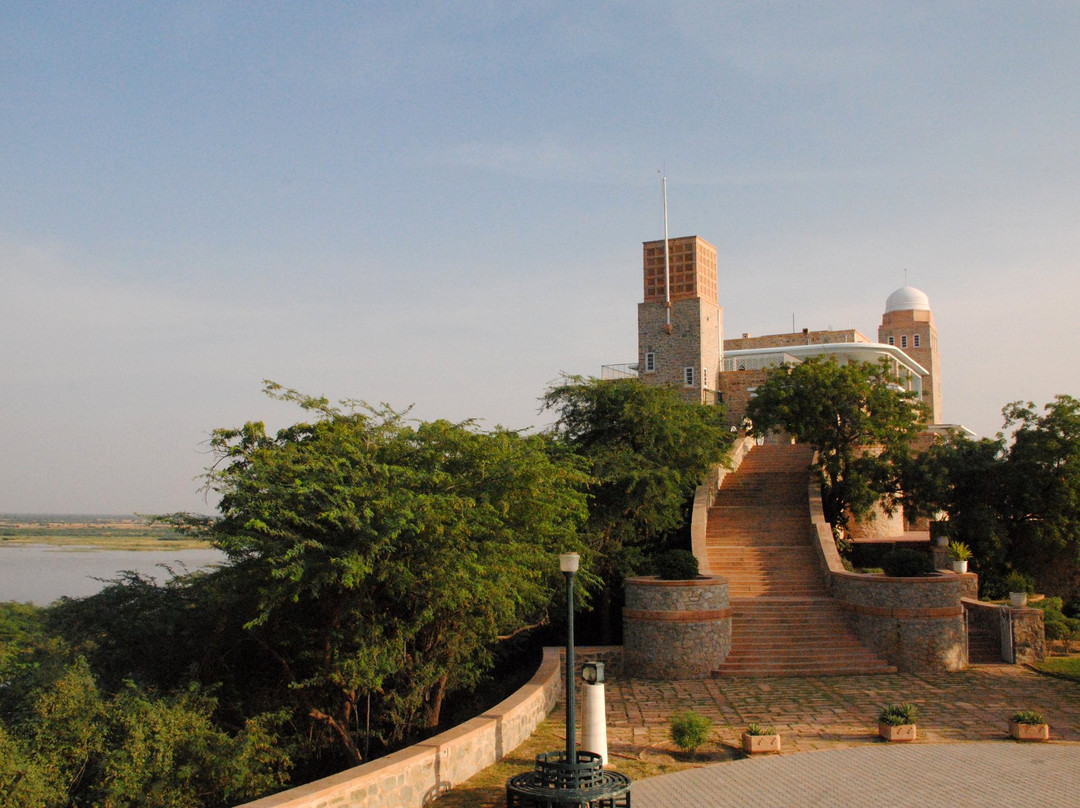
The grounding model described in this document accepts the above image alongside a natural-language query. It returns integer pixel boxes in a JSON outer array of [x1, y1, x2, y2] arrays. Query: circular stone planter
[[622, 575, 730, 679]]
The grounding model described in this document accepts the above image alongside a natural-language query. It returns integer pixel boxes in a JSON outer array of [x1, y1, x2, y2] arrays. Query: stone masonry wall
[[623, 576, 731, 679], [238, 648, 564, 808]]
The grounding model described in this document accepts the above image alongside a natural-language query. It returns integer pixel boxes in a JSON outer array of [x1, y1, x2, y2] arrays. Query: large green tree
[[542, 376, 731, 638], [163, 384, 590, 765], [746, 357, 928, 532]]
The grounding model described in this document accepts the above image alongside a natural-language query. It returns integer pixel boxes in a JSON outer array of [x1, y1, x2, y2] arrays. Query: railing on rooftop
[[600, 363, 639, 380], [722, 352, 801, 372]]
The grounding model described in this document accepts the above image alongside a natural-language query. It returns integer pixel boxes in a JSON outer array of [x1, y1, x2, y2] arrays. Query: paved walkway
[[633, 743, 1080, 807], [591, 664, 1080, 807]]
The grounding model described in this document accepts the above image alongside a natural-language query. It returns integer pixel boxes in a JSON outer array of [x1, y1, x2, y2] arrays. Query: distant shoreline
[[0, 515, 212, 551]]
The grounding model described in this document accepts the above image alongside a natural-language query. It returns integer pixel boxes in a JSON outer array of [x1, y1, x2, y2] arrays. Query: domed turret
[[885, 286, 930, 313]]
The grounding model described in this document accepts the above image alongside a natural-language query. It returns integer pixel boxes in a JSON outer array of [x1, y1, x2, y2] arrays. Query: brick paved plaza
[[602, 664, 1079, 757], [594, 664, 1080, 807]]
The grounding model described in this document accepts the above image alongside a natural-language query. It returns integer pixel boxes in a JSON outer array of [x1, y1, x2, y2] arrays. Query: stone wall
[[830, 571, 971, 672], [623, 576, 731, 679], [806, 470, 974, 673], [237, 648, 565, 808], [1010, 605, 1047, 664]]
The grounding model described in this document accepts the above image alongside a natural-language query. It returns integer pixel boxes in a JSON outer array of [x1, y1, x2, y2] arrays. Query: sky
[[3, 2, 1079, 515]]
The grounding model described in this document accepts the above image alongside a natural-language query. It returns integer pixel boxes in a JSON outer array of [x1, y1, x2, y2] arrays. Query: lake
[[0, 545, 227, 605]]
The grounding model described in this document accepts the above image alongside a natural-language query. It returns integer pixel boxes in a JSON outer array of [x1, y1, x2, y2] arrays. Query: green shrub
[[880, 549, 933, 578], [1011, 710, 1045, 725], [878, 703, 919, 726], [669, 711, 712, 753], [654, 549, 700, 581], [745, 723, 775, 736]]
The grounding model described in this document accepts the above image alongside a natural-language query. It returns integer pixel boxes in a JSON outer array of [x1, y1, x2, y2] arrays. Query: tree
[[542, 376, 731, 639], [1000, 395, 1080, 598], [162, 384, 590, 765], [746, 357, 928, 532]]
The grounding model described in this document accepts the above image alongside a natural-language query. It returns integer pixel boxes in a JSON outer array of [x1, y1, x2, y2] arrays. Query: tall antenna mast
[[662, 173, 671, 327]]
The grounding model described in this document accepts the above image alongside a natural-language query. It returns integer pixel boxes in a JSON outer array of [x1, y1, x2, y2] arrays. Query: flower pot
[[1009, 721, 1049, 742], [741, 732, 781, 754], [1010, 592, 1028, 607], [952, 560, 968, 574], [878, 722, 916, 742]]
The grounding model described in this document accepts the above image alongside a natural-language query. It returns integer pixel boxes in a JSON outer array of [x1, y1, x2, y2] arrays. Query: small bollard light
[[582, 662, 605, 684]]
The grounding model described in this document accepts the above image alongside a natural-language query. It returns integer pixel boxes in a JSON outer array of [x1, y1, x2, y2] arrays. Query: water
[[0, 545, 227, 605]]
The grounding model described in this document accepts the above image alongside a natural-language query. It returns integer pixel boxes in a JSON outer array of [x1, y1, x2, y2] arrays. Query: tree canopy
[[163, 384, 590, 764], [746, 357, 928, 532], [542, 376, 731, 637], [905, 395, 1080, 600]]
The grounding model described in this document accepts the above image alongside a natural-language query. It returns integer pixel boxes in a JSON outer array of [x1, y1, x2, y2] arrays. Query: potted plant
[[1005, 571, 1034, 607], [930, 519, 950, 547], [1009, 710, 1049, 741], [741, 723, 781, 754], [947, 541, 971, 573], [878, 703, 918, 742]]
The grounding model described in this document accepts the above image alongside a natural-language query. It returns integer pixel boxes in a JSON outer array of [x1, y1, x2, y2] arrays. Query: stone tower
[[637, 236, 722, 404], [878, 286, 941, 422]]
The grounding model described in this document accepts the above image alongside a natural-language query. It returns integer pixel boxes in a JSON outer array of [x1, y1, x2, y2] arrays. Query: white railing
[[600, 363, 639, 380]]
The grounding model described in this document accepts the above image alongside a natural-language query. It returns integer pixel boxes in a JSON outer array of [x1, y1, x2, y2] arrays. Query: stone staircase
[[707, 443, 897, 676]]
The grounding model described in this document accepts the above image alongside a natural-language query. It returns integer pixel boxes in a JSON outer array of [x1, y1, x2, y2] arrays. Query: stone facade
[[879, 305, 941, 422], [1010, 605, 1047, 664], [623, 576, 731, 679], [829, 571, 972, 672], [637, 236, 722, 405], [724, 328, 871, 352]]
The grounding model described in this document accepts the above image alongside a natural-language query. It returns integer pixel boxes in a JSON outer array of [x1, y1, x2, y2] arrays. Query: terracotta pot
[[878, 722, 917, 742], [1009, 721, 1049, 741], [741, 732, 781, 754]]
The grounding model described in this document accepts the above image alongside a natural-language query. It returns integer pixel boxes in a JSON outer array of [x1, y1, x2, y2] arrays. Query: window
[[901, 335, 908, 348], [702, 367, 708, 389], [913, 334, 921, 348], [888, 336, 895, 346], [684, 366, 695, 386], [645, 352, 656, 372]]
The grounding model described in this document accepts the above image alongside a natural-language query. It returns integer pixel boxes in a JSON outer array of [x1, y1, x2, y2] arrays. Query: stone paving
[[592, 664, 1080, 807], [602, 664, 1080, 758]]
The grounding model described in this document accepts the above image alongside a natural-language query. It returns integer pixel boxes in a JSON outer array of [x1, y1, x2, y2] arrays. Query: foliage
[[880, 549, 933, 578], [0, 604, 289, 808], [744, 723, 776, 736], [669, 711, 712, 753], [905, 397, 1080, 601], [947, 541, 972, 562], [653, 549, 700, 581], [1005, 571, 1035, 595], [1010, 710, 1046, 725], [878, 703, 919, 726], [542, 376, 730, 638], [746, 358, 927, 533], [160, 384, 590, 765]]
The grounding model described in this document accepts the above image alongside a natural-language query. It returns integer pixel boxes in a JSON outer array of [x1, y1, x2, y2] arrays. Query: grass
[[0, 516, 211, 551], [431, 707, 738, 807], [1032, 654, 1080, 682]]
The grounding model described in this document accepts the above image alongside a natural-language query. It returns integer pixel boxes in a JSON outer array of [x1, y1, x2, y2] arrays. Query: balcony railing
[[600, 363, 639, 380], [722, 352, 801, 372]]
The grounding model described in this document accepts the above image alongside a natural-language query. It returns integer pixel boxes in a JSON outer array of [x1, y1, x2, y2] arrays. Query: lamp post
[[559, 552, 579, 766]]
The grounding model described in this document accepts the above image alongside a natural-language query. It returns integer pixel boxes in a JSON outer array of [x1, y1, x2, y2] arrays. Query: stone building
[[605, 234, 944, 427]]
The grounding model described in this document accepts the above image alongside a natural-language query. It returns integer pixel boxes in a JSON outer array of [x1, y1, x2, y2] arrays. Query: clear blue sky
[[3, 2, 1079, 514]]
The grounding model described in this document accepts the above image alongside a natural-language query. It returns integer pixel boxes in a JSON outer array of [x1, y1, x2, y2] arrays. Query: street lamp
[[559, 552, 579, 765]]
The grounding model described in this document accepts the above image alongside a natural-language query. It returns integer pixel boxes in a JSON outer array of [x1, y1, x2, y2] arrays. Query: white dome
[[885, 286, 930, 313]]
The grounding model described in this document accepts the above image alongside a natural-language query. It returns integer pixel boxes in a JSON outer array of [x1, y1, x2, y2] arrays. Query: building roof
[[885, 286, 931, 313]]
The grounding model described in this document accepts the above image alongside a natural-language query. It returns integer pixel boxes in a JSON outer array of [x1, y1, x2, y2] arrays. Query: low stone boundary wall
[[806, 469, 976, 673], [623, 576, 731, 678], [238, 647, 565, 808]]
